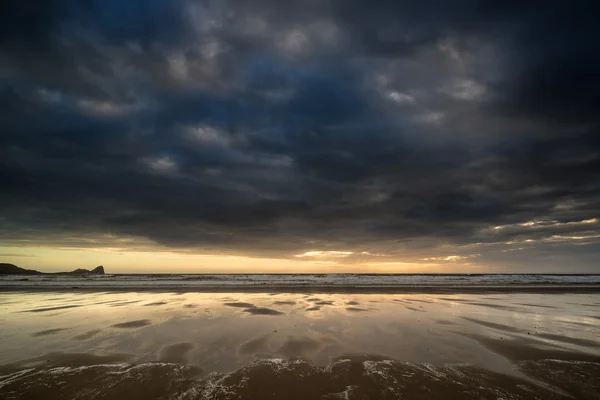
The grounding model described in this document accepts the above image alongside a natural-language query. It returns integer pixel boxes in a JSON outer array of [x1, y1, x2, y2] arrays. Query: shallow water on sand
[[1, 291, 599, 399]]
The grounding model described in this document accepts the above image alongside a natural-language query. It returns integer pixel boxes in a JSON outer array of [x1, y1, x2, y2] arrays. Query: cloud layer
[[1, 1, 599, 271]]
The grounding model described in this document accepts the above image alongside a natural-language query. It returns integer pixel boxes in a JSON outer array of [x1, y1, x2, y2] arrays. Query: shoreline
[[2, 284, 600, 293]]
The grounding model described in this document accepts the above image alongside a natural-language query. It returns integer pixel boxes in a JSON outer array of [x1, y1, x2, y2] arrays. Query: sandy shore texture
[[1, 290, 599, 399]]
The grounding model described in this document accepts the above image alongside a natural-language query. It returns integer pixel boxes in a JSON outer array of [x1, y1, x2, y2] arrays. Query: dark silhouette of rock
[[0, 263, 42, 275], [63, 266, 105, 275], [64, 269, 89, 275], [91, 266, 105, 274], [0, 263, 106, 275]]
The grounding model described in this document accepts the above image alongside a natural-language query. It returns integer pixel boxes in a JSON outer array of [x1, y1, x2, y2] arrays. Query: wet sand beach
[[1, 290, 599, 399]]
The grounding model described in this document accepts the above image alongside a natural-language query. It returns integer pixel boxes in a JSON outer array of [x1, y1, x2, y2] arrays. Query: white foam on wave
[[0, 368, 35, 389], [4, 358, 600, 400], [542, 359, 599, 365], [326, 385, 359, 399]]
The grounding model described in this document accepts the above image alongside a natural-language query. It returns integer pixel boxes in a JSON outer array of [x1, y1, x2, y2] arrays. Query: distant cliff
[[59, 265, 105, 275], [0, 263, 105, 275], [0, 263, 42, 275]]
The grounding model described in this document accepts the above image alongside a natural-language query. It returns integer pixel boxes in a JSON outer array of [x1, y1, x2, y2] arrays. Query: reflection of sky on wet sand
[[1, 291, 599, 375]]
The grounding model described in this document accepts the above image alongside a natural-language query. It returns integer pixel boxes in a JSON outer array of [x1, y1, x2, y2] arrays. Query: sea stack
[[91, 266, 105, 275]]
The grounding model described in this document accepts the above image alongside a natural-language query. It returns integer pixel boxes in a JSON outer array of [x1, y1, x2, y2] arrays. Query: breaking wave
[[2, 357, 599, 399]]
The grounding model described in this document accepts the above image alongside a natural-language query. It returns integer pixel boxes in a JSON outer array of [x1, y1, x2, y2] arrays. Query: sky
[[1, 1, 599, 273]]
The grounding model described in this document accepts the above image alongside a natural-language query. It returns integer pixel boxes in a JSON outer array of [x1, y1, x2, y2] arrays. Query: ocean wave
[[2, 273, 600, 290], [2, 358, 599, 399]]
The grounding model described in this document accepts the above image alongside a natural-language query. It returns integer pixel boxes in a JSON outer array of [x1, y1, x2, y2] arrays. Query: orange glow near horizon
[[0, 245, 471, 274]]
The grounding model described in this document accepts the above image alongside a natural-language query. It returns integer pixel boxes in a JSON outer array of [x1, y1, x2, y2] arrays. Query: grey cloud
[[1, 1, 599, 271]]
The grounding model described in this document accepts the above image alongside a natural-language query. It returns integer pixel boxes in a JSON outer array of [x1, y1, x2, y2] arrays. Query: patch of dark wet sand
[[468, 302, 520, 311], [535, 333, 600, 348], [183, 304, 197, 308], [315, 300, 334, 305], [567, 302, 599, 307], [306, 297, 321, 301], [111, 319, 151, 329], [159, 342, 195, 364], [277, 336, 322, 358], [22, 305, 82, 313], [409, 299, 433, 304], [32, 328, 69, 337], [433, 319, 456, 325], [109, 300, 142, 307], [515, 303, 558, 309], [224, 302, 256, 308], [558, 319, 599, 329], [273, 301, 296, 305], [144, 301, 167, 306], [461, 317, 523, 333], [243, 307, 283, 316], [462, 333, 600, 362], [239, 335, 271, 355], [3, 358, 599, 400], [405, 306, 425, 312], [93, 299, 126, 305], [305, 306, 321, 311], [346, 300, 360, 305], [43, 311, 73, 317], [346, 307, 369, 312], [73, 329, 102, 340]]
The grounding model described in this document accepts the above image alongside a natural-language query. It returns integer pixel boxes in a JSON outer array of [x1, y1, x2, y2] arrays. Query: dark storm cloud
[[1, 1, 599, 270]]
